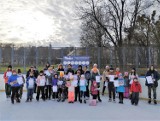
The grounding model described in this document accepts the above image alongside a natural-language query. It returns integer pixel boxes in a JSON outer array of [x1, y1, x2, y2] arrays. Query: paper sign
[[109, 75, 115, 82], [146, 76, 153, 84], [52, 86, 58, 92], [6, 72, 12, 77], [96, 76, 100, 82], [119, 79, 124, 86], [58, 81, 63, 85], [28, 79, 34, 88], [80, 80, 85, 86], [105, 82, 108, 86], [72, 80, 78, 87], [40, 79, 45, 86], [114, 80, 119, 87], [129, 80, 133, 85], [17, 77, 24, 85]]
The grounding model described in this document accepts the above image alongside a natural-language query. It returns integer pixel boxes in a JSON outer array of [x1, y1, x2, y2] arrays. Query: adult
[[145, 65, 159, 104], [3, 65, 12, 98], [129, 68, 138, 85], [102, 66, 110, 95], [44, 62, 50, 70], [8, 70, 21, 104], [57, 64, 65, 72], [91, 64, 102, 102], [66, 64, 74, 75], [75, 65, 84, 75]]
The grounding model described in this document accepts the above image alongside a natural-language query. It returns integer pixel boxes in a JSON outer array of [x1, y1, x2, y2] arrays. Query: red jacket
[[130, 81, 142, 93], [90, 81, 98, 95]]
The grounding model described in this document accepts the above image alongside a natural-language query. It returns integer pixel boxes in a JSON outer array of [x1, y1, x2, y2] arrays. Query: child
[[130, 77, 142, 106], [45, 67, 53, 100], [26, 72, 36, 102], [52, 74, 58, 100], [36, 71, 46, 101], [3, 65, 12, 98], [74, 70, 81, 102], [79, 75, 87, 104], [66, 75, 75, 103], [116, 74, 125, 104], [124, 72, 130, 98], [17, 69, 25, 99], [8, 70, 21, 104], [107, 68, 116, 102], [90, 80, 98, 106], [57, 72, 66, 102]]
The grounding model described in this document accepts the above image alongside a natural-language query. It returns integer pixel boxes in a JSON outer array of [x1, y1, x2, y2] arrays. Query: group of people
[[3, 63, 159, 105]]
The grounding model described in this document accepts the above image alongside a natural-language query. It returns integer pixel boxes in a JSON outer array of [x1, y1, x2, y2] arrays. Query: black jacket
[[145, 70, 159, 87]]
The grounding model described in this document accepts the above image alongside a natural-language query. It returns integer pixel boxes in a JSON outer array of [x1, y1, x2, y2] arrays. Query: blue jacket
[[26, 77, 36, 89], [8, 75, 20, 87]]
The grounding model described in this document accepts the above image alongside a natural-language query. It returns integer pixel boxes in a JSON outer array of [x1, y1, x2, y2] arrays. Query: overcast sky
[[0, 0, 81, 47]]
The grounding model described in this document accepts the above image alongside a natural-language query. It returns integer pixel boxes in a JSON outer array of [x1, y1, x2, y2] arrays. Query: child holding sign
[[52, 74, 58, 100], [108, 68, 116, 102], [130, 77, 142, 106], [79, 75, 87, 104], [26, 72, 36, 102], [36, 71, 46, 101], [116, 74, 125, 104]]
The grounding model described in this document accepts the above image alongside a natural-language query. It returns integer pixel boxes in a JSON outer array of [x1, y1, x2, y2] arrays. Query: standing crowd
[[3, 63, 159, 105]]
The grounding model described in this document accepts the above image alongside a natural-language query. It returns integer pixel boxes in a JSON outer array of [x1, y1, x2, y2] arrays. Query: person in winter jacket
[[102, 66, 110, 95], [91, 64, 102, 102], [90, 80, 98, 100], [17, 69, 25, 99], [45, 67, 53, 100], [36, 71, 46, 101], [84, 66, 91, 98], [145, 65, 159, 104], [26, 72, 36, 102], [79, 75, 87, 104], [107, 68, 116, 102], [57, 72, 66, 102], [130, 77, 142, 106], [52, 74, 58, 100], [3, 65, 12, 98], [129, 68, 138, 85], [116, 74, 125, 104], [8, 70, 21, 104], [66, 64, 74, 75]]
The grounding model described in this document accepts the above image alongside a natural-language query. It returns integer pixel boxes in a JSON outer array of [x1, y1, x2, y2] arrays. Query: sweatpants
[[68, 91, 74, 102], [75, 86, 80, 101], [119, 92, 124, 102], [11, 86, 20, 103], [131, 92, 139, 105], [45, 85, 52, 99], [108, 82, 115, 100], [5, 83, 11, 97], [36, 86, 45, 101]]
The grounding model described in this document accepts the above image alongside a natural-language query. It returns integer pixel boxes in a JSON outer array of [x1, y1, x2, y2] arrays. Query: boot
[[154, 100, 157, 105], [148, 99, 151, 104]]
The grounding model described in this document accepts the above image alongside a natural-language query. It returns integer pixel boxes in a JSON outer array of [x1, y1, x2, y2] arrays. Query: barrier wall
[[0, 74, 159, 101]]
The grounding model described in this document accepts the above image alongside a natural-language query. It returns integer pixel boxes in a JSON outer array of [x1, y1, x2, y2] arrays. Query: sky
[[0, 0, 81, 47]]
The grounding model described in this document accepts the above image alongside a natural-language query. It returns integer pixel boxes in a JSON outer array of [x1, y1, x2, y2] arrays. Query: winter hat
[[8, 65, 12, 68], [110, 67, 114, 70], [12, 70, 16, 73]]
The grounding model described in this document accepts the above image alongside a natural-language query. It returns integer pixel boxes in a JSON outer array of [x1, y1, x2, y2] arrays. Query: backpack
[[85, 71, 91, 80]]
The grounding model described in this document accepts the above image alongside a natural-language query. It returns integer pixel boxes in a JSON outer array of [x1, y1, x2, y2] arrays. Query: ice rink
[[0, 92, 159, 121]]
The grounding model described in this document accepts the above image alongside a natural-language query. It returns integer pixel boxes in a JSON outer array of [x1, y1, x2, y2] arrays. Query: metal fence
[[0, 46, 159, 74]]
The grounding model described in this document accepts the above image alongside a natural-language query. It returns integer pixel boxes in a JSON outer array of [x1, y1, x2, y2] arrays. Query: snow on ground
[[0, 92, 160, 121]]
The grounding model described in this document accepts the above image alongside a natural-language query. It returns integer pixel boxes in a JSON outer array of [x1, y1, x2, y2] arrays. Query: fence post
[[135, 47, 138, 69], [110, 47, 113, 67], [97, 47, 101, 69], [35, 47, 38, 68], [48, 45, 51, 64], [23, 47, 26, 73], [11, 45, 14, 68], [148, 47, 151, 66], [85, 47, 88, 56], [122, 47, 126, 71]]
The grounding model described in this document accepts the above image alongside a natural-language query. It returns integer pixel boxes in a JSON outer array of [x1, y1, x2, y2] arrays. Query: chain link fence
[[0, 46, 159, 74]]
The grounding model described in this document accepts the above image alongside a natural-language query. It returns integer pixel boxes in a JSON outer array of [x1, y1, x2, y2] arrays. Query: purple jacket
[[52, 78, 58, 86]]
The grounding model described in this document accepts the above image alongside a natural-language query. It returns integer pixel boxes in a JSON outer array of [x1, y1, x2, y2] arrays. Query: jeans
[[5, 83, 11, 97], [148, 86, 157, 100], [80, 91, 86, 101], [27, 88, 34, 100]]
